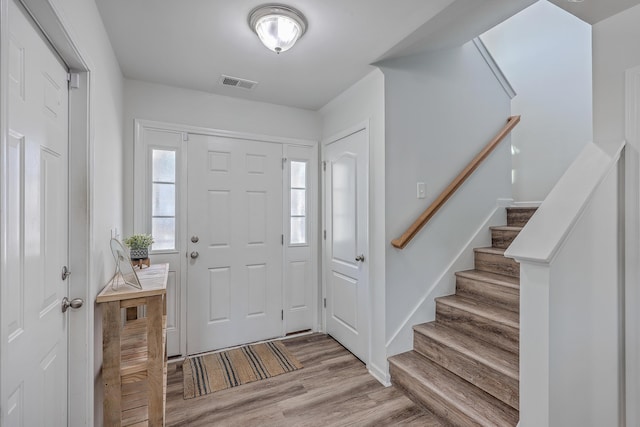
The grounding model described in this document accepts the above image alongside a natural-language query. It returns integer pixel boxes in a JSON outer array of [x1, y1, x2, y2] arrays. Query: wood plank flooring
[[166, 333, 444, 426]]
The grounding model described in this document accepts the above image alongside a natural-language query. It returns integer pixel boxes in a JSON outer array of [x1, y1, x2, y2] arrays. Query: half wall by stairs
[[389, 207, 536, 426]]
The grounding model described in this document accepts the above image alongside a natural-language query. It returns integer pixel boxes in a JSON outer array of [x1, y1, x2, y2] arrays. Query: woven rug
[[183, 340, 303, 399]]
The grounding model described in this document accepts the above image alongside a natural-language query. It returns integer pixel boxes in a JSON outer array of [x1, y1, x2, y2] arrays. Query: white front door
[[186, 134, 283, 354], [324, 128, 369, 363], [3, 0, 70, 424]]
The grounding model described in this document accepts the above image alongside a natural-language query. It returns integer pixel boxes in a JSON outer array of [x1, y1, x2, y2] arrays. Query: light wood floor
[[166, 333, 444, 426]]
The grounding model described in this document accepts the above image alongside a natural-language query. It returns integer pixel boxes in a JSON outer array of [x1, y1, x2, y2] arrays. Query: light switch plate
[[417, 182, 426, 199]]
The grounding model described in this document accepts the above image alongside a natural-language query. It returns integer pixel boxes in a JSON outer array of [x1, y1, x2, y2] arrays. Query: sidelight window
[[151, 149, 176, 250], [290, 160, 307, 245]]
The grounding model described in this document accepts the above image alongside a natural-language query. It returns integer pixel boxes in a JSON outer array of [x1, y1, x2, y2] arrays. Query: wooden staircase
[[388, 207, 536, 426]]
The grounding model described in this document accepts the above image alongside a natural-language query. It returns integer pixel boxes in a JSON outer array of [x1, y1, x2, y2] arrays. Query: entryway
[[134, 122, 318, 358]]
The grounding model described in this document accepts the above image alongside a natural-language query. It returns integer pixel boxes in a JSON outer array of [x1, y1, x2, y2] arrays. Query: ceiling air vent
[[219, 75, 258, 91]]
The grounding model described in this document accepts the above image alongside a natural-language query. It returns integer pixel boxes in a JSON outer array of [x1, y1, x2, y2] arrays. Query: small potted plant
[[123, 233, 154, 260]]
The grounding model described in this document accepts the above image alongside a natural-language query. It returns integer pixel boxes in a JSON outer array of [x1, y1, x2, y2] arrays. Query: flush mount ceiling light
[[248, 4, 307, 54]]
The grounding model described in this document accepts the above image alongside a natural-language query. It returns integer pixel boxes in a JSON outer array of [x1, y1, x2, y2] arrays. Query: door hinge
[[282, 157, 287, 170], [281, 310, 284, 320], [322, 161, 326, 171], [281, 234, 284, 245], [67, 72, 80, 89], [323, 298, 327, 308], [323, 230, 326, 240]]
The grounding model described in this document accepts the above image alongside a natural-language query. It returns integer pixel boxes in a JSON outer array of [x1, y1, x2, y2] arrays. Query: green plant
[[123, 233, 154, 250]]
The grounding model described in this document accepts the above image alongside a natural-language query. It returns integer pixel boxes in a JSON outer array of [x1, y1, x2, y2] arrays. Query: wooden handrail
[[391, 115, 521, 249]]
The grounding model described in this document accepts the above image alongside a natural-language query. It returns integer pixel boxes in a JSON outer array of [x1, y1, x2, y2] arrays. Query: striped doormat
[[183, 340, 303, 399]]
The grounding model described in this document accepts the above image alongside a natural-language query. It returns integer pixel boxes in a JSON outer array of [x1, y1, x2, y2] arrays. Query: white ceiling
[[95, 0, 459, 110], [96, 0, 640, 111]]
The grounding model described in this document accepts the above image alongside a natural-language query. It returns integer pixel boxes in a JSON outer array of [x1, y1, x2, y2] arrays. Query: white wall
[[48, 0, 124, 423], [593, 5, 640, 425], [593, 4, 640, 144], [122, 79, 322, 236], [481, 0, 592, 202], [319, 69, 387, 382], [379, 41, 512, 356]]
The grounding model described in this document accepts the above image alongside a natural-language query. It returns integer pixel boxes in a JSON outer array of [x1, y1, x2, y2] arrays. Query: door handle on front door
[[190, 251, 199, 259], [61, 297, 84, 313], [355, 254, 365, 262]]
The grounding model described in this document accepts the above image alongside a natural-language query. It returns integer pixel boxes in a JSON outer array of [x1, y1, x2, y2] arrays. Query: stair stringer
[[386, 198, 513, 358]]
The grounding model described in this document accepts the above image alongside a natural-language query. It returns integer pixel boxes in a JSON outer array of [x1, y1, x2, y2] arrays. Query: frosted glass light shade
[[249, 5, 307, 54]]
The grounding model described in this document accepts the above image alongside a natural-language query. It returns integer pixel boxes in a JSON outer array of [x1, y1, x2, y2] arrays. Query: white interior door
[[324, 128, 369, 363], [3, 0, 70, 424], [187, 134, 283, 354]]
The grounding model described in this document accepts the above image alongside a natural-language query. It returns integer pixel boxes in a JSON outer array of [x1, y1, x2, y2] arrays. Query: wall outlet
[[417, 182, 426, 199]]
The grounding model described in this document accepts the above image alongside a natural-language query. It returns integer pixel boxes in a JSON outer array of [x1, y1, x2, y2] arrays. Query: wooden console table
[[97, 263, 169, 426]]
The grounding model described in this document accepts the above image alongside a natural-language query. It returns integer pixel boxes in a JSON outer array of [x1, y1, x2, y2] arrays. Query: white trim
[[506, 141, 625, 264], [368, 363, 391, 387], [134, 118, 316, 147], [0, 0, 94, 425], [511, 200, 542, 208], [624, 64, 640, 427], [474, 37, 516, 100], [385, 198, 512, 353]]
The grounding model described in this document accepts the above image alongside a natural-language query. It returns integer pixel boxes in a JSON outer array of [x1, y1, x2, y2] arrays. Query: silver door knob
[[355, 254, 365, 262], [61, 297, 84, 313], [190, 251, 199, 259], [191, 235, 199, 243]]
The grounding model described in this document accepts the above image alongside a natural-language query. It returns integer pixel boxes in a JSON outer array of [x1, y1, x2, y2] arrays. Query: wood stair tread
[[474, 246, 510, 256], [489, 226, 523, 232], [436, 295, 519, 329], [413, 322, 519, 381], [456, 269, 519, 289], [389, 351, 519, 427]]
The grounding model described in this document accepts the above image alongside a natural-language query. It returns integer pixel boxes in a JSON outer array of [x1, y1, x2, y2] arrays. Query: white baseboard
[[385, 198, 513, 356], [368, 362, 391, 387]]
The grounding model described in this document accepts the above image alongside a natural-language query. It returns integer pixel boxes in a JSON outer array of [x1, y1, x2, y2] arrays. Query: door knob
[[190, 251, 199, 259], [61, 297, 84, 313], [355, 254, 365, 262], [61, 266, 71, 280], [191, 235, 199, 243]]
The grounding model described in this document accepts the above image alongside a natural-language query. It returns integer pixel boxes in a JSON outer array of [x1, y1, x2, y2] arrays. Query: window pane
[[290, 161, 306, 188], [152, 217, 175, 250], [290, 217, 306, 245], [152, 183, 175, 216], [290, 189, 306, 216], [152, 149, 176, 182]]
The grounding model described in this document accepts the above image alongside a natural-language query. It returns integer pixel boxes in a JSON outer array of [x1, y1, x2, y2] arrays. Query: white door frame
[[0, 0, 93, 424], [321, 120, 371, 363], [134, 119, 318, 356], [625, 64, 640, 427]]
